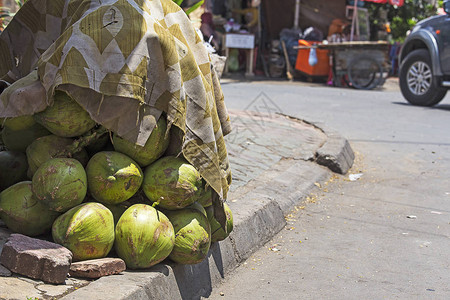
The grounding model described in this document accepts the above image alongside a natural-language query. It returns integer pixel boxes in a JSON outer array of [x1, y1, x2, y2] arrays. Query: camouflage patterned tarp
[[0, 0, 232, 200]]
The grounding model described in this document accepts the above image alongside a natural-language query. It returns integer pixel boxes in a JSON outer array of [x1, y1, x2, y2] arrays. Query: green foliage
[[173, 0, 204, 15], [366, 0, 439, 42], [185, 0, 204, 15]]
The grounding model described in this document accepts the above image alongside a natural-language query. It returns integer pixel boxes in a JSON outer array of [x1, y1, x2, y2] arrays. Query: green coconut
[[166, 206, 211, 264], [0, 151, 28, 191], [114, 204, 175, 269], [0, 181, 60, 236], [2, 115, 36, 131], [206, 202, 233, 243], [104, 202, 130, 226], [86, 151, 143, 205], [26, 134, 89, 177], [32, 158, 87, 212], [113, 116, 170, 167], [52, 202, 114, 261], [1, 121, 51, 152], [34, 91, 96, 137], [196, 182, 213, 207], [189, 201, 207, 217], [142, 156, 203, 210]]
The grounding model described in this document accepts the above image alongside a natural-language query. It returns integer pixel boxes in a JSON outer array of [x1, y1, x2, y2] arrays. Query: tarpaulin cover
[[363, 0, 388, 3], [362, 0, 404, 6], [0, 0, 232, 201]]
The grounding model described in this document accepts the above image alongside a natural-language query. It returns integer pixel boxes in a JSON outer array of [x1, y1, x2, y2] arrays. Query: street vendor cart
[[296, 41, 391, 90]]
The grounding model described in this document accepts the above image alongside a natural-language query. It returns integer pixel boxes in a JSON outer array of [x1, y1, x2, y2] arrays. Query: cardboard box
[[225, 34, 255, 49]]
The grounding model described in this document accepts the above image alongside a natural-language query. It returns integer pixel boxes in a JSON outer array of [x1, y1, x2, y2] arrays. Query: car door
[[440, 8, 450, 73]]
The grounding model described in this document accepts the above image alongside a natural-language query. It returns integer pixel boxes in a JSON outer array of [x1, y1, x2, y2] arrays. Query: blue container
[[348, 0, 365, 7]]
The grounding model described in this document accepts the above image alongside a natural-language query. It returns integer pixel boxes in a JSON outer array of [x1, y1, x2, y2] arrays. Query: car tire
[[399, 49, 447, 106]]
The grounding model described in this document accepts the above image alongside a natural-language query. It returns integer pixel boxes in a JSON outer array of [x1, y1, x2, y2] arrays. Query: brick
[[0, 234, 72, 284], [69, 258, 126, 279]]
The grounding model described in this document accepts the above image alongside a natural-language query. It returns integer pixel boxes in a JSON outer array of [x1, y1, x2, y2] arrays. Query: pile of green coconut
[[0, 91, 233, 269]]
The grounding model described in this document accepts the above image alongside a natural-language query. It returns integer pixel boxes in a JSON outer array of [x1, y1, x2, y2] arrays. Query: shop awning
[[362, 0, 404, 6]]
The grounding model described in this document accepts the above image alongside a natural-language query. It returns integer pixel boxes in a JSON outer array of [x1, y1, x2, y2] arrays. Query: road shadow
[[220, 72, 327, 86], [172, 242, 225, 299], [392, 101, 450, 111]]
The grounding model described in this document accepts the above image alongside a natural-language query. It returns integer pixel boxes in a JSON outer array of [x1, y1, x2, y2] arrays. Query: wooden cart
[[296, 41, 391, 90]]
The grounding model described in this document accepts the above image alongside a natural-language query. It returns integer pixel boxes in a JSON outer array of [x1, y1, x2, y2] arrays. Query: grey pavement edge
[[280, 114, 355, 175], [61, 112, 354, 300]]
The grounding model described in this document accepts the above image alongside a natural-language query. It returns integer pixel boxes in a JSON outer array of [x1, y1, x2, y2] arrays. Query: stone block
[[316, 135, 355, 174], [0, 263, 12, 277], [0, 234, 72, 284], [69, 258, 126, 279]]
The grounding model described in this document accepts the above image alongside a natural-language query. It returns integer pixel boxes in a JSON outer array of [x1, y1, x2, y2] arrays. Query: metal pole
[[294, 0, 300, 29], [350, 0, 358, 41]]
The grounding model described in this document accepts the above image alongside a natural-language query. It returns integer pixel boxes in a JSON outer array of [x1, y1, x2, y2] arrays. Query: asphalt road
[[207, 79, 450, 299]]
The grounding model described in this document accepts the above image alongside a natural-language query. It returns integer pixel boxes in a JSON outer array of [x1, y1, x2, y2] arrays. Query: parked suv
[[399, 0, 450, 106]]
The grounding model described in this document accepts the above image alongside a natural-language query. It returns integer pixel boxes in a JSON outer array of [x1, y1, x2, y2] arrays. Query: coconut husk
[[0, 0, 232, 202]]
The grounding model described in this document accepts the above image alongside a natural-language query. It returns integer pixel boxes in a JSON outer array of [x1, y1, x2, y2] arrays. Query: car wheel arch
[[400, 30, 442, 76]]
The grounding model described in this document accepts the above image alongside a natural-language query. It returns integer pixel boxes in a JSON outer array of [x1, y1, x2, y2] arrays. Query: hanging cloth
[[0, 0, 233, 201]]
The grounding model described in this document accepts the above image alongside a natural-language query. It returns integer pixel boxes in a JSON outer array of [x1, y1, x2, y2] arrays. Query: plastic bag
[[308, 48, 318, 66]]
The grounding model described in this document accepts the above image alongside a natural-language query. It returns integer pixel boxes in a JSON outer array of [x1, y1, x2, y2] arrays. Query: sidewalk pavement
[[0, 110, 354, 300]]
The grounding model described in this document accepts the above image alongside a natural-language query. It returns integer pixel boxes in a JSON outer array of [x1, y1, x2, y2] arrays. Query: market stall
[[296, 41, 391, 90], [288, 0, 406, 88], [195, 0, 403, 80]]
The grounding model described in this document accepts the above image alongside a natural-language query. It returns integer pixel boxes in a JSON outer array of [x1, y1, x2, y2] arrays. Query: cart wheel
[[347, 56, 383, 90]]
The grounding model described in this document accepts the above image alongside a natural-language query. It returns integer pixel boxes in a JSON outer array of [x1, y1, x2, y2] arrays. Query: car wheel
[[399, 49, 447, 106]]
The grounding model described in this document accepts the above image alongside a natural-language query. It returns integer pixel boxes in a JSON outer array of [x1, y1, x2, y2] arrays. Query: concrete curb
[[60, 118, 354, 300], [278, 114, 355, 174], [312, 121, 355, 175]]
